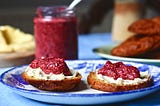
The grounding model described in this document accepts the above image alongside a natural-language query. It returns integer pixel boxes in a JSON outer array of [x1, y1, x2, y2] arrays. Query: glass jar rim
[[36, 5, 75, 18]]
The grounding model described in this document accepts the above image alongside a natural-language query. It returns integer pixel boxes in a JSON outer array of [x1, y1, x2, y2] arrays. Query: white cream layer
[[96, 70, 150, 85], [25, 67, 77, 80]]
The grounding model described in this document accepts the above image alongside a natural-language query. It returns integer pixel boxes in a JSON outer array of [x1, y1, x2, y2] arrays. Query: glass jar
[[34, 6, 78, 59]]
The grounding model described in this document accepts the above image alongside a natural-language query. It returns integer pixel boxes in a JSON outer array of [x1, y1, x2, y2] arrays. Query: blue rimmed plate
[[0, 60, 160, 105]]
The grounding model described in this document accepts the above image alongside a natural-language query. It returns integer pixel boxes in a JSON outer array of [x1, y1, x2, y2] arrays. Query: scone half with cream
[[22, 57, 82, 91], [87, 61, 152, 92]]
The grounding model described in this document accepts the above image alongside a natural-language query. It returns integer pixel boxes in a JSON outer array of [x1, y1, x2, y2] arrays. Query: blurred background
[[0, 0, 160, 34]]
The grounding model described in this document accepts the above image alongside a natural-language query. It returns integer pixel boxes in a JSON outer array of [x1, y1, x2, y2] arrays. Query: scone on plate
[[87, 61, 152, 92], [22, 57, 82, 91]]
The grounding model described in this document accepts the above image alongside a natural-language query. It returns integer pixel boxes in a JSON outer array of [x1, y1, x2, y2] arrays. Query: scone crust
[[87, 72, 152, 92], [128, 19, 160, 35], [22, 71, 82, 91], [111, 34, 160, 57]]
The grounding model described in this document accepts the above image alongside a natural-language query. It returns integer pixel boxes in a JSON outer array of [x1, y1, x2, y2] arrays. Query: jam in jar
[[34, 6, 78, 59]]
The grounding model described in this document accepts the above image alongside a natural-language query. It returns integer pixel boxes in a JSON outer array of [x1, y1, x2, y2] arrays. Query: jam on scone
[[29, 57, 71, 75], [87, 61, 152, 92], [98, 61, 140, 80], [22, 57, 82, 91]]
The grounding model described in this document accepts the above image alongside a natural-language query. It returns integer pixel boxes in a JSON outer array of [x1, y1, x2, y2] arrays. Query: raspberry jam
[[29, 57, 71, 76], [34, 6, 78, 59], [98, 61, 140, 80]]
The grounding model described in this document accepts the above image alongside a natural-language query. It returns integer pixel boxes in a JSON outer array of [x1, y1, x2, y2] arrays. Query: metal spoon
[[67, 0, 82, 10]]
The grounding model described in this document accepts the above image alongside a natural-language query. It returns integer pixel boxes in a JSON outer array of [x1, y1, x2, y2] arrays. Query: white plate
[[93, 45, 160, 66], [1, 60, 160, 105]]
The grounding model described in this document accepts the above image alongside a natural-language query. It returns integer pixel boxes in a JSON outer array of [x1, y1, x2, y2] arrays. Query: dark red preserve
[[98, 61, 140, 80], [34, 6, 78, 60], [30, 57, 71, 76]]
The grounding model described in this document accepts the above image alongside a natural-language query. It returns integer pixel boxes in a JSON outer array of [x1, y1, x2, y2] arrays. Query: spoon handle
[[67, 0, 82, 10]]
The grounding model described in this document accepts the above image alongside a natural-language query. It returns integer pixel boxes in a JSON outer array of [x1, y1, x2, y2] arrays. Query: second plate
[[93, 45, 160, 66]]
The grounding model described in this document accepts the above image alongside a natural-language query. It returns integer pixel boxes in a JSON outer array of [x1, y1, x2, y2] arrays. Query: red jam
[[98, 61, 140, 80], [29, 57, 71, 76], [34, 6, 78, 60]]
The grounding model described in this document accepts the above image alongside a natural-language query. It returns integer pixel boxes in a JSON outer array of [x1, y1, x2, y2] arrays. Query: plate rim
[[1, 60, 160, 97], [93, 45, 160, 63], [0, 50, 35, 60]]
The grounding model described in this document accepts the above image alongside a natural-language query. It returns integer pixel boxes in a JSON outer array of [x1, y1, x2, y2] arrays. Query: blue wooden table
[[0, 33, 160, 106]]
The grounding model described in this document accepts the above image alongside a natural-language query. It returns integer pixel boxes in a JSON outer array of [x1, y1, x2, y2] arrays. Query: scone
[[22, 57, 82, 91], [111, 34, 156, 57], [128, 18, 160, 35], [152, 16, 160, 26], [87, 61, 152, 92], [111, 16, 160, 58]]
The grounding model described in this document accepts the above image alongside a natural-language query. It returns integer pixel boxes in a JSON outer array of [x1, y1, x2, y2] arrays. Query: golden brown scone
[[152, 16, 160, 26], [128, 19, 160, 35], [87, 72, 152, 92], [111, 34, 155, 57], [112, 17, 160, 58], [22, 57, 82, 91], [22, 71, 82, 91], [138, 49, 160, 59], [111, 34, 160, 57], [150, 34, 160, 50]]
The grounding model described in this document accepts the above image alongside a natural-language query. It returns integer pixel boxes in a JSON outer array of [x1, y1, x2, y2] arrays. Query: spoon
[[67, 0, 82, 10]]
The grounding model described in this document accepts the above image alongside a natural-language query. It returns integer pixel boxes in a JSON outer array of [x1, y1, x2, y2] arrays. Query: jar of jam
[[34, 6, 78, 60]]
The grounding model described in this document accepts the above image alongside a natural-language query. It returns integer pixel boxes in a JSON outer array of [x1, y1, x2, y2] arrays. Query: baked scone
[[111, 34, 156, 57], [87, 61, 152, 92], [111, 16, 160, 59], [138, 49, 160, 59], [128, 18, 160, 35], [22, 57, 82, 91], [152, 16, 160, 26]]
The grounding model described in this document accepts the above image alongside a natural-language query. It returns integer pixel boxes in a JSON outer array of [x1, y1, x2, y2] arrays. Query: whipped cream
[[96, 70, 150, 85], [25, 67, 77, 80]]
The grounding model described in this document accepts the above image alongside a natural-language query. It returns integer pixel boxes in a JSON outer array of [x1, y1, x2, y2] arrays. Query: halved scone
[[22, 71, 82, 91], [22, 57, 82, 91], [87, 61, 152, 92], [87, 71, 152, 92]]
